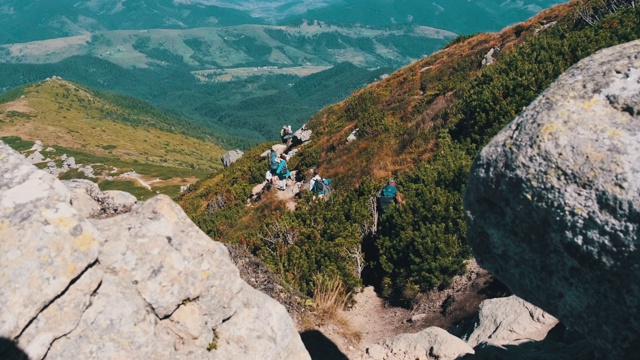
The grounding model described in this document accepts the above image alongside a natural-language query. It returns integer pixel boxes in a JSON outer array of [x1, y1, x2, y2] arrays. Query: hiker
[[266, 148, 280, 184], [377, 179, 398, 215], [275, 153, 291, 190], [309, 168, 322, 191], [310, 168, 332, 200], [280, 124, 293, 145]]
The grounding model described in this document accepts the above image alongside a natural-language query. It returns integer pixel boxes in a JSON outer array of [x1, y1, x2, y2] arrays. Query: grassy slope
[[0, 78, 226, 198]]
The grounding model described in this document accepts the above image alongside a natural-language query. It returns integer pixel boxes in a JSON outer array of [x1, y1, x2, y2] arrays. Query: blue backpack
[[313, 178, 332, 196], [269, 150, 279, 171]]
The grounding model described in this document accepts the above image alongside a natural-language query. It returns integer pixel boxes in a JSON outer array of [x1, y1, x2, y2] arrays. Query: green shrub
[[375, 134, 471, 300], [1, 136, 35, 152]]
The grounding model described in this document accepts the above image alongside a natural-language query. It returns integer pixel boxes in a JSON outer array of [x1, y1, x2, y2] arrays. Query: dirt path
[[274, 179, 301, 211], [312, 286, 420, 360], [312, 287, 415, 359], [306, 261, 501, 359], [119, 172, 152, 190], [342, 287, 413, 346]]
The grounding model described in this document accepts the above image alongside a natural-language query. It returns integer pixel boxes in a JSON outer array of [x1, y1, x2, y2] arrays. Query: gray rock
[[221, 149, 244, 167], [60, 153, 67, 161], [481, 47, 499, 67], [63, 179, 102, 217], [261, 144, 288, 159], [26, 150, 45, 164], [272, 143, 288, 155], [101, 190, 137, 213], [31, 140, 43, 151], [79, 165, 94, 177], [409, 313, 427, 323], [62, 156, 76, 169], [63, 180, 136, 218], [360, 327, 474, 360], [465, 40, 640, 358], [347, 128, 359, 143], [45, 147, 55, 152], [465, 296, 558, 348], [0, 142, 102, 340], [293, 125, 312, 144], [0, 141, 311, 360]]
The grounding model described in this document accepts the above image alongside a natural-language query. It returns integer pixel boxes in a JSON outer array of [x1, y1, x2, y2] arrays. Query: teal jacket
[[381, 184, 397, 198]]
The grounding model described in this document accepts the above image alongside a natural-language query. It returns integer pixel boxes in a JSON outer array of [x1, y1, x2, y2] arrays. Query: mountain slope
[[0, 78, 226, 199], [178, 0, 640, 300]]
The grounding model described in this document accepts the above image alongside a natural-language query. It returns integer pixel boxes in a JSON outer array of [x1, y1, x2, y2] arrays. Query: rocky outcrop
[[358, 295, 575, 360], [481, 47, 499, 67], [464, 296, 558, 348], [347, 128, 359, 143], [26, 150, 45, 164], [221, 149, 244, 167], [62, 156, 76, 169], [465, 40, 640, 358], [64, 179, 137, 217], [362, 327, 474, 360], [29, 140, 43, 152], [0, 141, 310, 360], [293, 125, 312, 144]]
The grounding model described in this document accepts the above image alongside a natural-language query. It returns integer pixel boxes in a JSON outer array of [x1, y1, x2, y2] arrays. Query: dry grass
[[298, 0, 580, 189], [311, 274, 350, 322], [310, 274, 363, 345]]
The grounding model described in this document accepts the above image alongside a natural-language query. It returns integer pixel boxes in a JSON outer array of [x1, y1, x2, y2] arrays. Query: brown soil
[[309, 260, 508, 359], [3, 98, 35, 113]]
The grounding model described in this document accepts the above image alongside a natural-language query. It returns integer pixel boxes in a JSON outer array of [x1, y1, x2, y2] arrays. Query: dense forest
[[179, 0, 640, 304]]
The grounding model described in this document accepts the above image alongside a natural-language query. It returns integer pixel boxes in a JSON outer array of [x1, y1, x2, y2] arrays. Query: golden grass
[[311, 274, 350, 321], [0, 79, 225, 172]]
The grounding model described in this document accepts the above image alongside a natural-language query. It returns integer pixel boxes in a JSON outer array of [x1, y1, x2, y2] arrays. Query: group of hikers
[[266, 124, 399, 212], [266, 148, 291, 191]]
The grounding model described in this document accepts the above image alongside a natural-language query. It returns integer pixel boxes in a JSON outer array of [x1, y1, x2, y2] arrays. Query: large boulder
[[0, 144, 102, 344], [465, 296, 558, 348], [465, 40, 640, 359], [361, 327, 474, 360], [0, 141, 310, 360], [221, 149, 244, 167], [459, 296, 593, 360]]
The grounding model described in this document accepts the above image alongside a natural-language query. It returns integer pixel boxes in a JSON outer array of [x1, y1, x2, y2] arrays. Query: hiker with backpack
[[310, 168, 332, 200], [377, 179, 398, 215], [275, 153, 291, 190], [266, 148, 280, 184], [280, 124, 293, 145]]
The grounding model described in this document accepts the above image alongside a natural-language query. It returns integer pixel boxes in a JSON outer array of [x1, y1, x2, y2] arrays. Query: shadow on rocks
[[0, 337, 29, 360], [300, 330, 348, 360]]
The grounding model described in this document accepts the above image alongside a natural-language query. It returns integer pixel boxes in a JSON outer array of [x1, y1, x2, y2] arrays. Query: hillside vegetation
[[183, 0, 640, 303], [0, 78, 226, 199]]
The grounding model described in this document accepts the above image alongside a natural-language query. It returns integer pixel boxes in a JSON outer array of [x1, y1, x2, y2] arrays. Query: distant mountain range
[[0, 0, 566, 148], [0, 0, 565, 43]]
